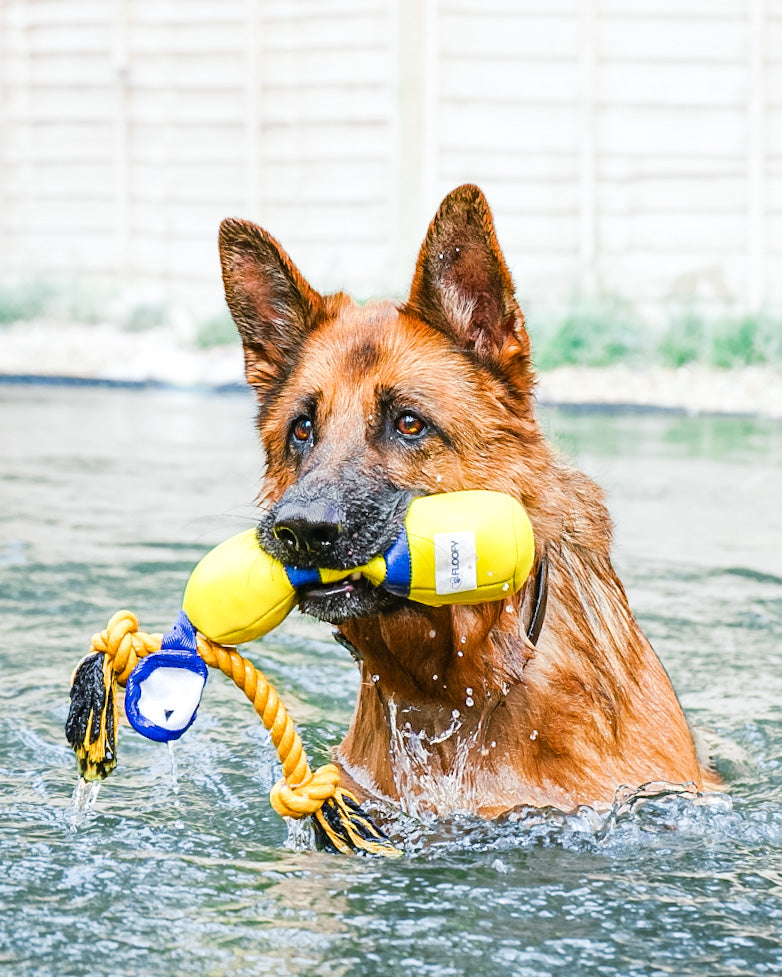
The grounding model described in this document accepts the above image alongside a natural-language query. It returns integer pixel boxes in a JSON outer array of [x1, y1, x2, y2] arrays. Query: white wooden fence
[[0, 0, 780, 321]]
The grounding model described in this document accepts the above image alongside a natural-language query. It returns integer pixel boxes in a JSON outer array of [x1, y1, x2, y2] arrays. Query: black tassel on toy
[[65, 653, 118, 781]]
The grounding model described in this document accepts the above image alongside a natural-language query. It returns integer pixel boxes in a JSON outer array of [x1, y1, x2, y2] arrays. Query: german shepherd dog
[[218, 185, 720, 818]]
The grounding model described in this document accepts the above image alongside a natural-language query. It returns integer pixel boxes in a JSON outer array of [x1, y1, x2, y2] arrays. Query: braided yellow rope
[[91, 609, 339, 819]]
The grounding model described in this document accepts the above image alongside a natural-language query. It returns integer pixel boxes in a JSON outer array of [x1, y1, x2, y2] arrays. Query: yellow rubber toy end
[[182, 529, 298, 645]]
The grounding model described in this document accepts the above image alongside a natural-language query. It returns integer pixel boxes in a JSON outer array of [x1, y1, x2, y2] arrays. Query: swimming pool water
[[2, 384, 781, 977]]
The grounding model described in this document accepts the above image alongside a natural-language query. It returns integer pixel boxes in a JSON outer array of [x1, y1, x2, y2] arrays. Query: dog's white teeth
[[350, 571, 362, 581]]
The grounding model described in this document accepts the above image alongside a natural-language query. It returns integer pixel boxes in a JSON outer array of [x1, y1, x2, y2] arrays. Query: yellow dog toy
[[184, 489, 534, 644], [66, 490, 535, 856]]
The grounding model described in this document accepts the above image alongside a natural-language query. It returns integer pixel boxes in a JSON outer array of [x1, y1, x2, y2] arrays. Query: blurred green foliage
[[194, 311, 237, 348], [1, 276, 780, 367], [531, 294, 782, 370], [659, 308, 782, 368], [123, 301, 170, 332], [0, 279, 57, 324], [533, 295, 645, 369]]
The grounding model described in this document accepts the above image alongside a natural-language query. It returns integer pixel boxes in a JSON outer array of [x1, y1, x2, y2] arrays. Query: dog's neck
[[333, 570, 546, 809]]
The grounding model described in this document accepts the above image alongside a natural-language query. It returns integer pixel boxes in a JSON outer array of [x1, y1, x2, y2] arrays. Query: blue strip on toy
[[378, 527, 412, 598], [124, 610, 209, 743], [284, 565, 322, 589]]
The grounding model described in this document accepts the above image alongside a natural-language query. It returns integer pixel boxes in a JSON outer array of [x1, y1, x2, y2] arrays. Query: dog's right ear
[[218, 219, 322, 394]]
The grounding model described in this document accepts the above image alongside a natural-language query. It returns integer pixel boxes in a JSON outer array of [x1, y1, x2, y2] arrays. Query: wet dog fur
[[218, 184, 720, 818]]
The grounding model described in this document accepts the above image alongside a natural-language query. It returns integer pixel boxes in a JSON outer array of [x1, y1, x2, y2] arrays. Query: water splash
[[65, 778, 101, 830], [385, 780, 738, 857], [386, 699, 481, 819], [71, 777, 101, 812], [284, 816, 316, 853]]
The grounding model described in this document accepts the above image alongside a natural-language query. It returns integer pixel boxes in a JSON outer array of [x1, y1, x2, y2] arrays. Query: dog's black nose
[[272, 499, 343, 557]]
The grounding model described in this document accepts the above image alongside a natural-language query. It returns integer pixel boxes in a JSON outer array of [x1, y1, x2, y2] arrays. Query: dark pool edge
[[0, 373, 250, 395]]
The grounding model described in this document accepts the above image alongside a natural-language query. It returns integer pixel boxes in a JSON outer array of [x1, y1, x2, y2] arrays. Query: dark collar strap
[[334, 629, 363, 663], [525, 552, 549, 646]]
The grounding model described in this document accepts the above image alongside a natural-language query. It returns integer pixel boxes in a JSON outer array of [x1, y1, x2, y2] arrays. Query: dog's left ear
[[406, 185, 530, 370]]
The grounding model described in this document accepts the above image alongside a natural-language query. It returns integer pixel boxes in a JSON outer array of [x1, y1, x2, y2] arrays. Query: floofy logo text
[[434, 531, 478, 596]]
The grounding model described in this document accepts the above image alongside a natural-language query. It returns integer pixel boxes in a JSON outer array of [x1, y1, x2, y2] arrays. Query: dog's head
[[219, 185, 543, 623]]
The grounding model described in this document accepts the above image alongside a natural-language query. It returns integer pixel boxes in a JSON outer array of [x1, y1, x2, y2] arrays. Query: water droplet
[[452, 709, 460, 719], [466, 687, 473, 695], [502, 582, 510, 591], [530, 729, 538, 740], [457, 650, 464, 657], [460, 636, 467, 644], [505, 605, 513, 612], [487, 570, 493, 577], [490, 740, 497, 748], [428, 629, 436, 638], [465, 696, 474, 707], [372, 674, 380, 683], [435, 474, 442, 483], [432, 674, 438, 681]]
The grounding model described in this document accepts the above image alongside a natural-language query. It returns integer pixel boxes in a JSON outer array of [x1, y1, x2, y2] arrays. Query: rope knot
[[91, 610, 161, 684], [269, 763, 341, 819]]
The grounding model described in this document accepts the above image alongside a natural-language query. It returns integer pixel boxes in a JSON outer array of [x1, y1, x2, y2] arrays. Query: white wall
[[0, 0, 779, 319]]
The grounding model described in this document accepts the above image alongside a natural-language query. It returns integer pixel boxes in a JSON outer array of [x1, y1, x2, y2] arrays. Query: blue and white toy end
[[124, 611, 208, 742]]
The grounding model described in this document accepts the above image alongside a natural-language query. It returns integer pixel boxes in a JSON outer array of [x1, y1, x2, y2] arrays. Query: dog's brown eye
[[291, 416, 313, 443], [395, 412, 426, 438]]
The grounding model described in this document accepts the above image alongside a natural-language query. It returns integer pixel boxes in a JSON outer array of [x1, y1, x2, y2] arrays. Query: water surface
[[2, 384, 781, 976]]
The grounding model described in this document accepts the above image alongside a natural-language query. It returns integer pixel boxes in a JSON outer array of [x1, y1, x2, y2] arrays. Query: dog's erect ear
[[219, 219, 323, 392], [406, 185, 529, 365]]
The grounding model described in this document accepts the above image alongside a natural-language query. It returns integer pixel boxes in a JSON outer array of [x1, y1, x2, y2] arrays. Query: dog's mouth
[[296, 572, 403, 624]]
